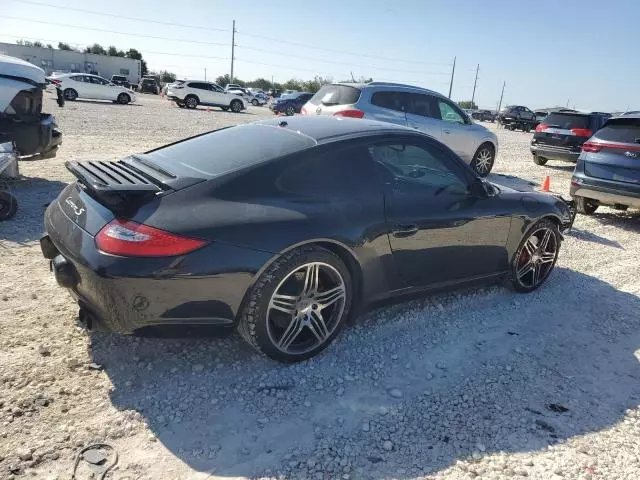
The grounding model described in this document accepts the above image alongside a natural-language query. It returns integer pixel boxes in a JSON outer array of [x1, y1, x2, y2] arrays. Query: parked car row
[[49, 73, 136, 104]]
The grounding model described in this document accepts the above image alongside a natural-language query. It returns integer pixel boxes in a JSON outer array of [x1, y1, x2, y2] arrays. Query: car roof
[[253, 115, 413, 144], [333, 81, 444, 98], [605, 113, 640, 123]]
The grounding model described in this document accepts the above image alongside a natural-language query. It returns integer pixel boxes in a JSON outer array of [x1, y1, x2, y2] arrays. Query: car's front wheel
[[510, 219, 560, 293], [285, 105, 295, 116], [471, 143, 495, 177], [117, 93, 130, 105], [63, 88, 78, 101], [0, 191, 18, 221], [575, 196, 599, 215], [230, 99, 243, 113], [238, 246, 352, 363], [251, 99, 259, 106]]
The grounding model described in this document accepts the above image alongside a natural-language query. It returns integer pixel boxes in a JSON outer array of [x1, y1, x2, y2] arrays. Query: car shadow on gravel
[[89, 267, 640, 479], [0, 175, 67, 244], [592, 209, 640, 234], [566, 227, 623, 249]]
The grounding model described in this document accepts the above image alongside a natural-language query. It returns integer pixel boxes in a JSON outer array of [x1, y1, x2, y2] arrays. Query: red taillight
[[51, 79, 61, 85], [571, 128, 592, 137], [301, 107, 308, 115], [535, 123, 548, 132], [96, 220, 206, 257], [581, 142, 601, 153], [333, 109, 364, 119]]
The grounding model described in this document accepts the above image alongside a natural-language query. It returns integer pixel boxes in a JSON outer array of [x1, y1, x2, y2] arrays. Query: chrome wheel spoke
[[532, 263, 541, 286], [269, 293, 297, 315], [540, 230, 552, 250], [302, 263, 320, 295], [540, 252, 555, 264], [523, 238, 536, 256], [278, 317, 303, 350], [517, 261, 534, 279], [315, 285, 345, 310], [307, 311, 330, 342]]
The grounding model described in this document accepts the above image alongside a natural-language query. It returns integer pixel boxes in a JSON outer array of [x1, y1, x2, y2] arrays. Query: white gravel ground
[[0, 94, 639, 480]]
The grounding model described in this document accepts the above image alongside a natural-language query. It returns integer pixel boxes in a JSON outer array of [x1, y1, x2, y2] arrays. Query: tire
[[184, 96, 198, 109], [63, 88, 78, 101], [575, 196, 599, 215], [117, 93, 130, 105], [471, 143, 495, 177], [0, 191, 18, 221], [509, 219, 561, 293], [230, 99, 243, 113], [532, 155, 548, 166], [177, 102, 185, 108], [221, 106, 229, 111], [251, 99, 259, 106], [238, 245, 353, 363], [285, 106, 295, 116]]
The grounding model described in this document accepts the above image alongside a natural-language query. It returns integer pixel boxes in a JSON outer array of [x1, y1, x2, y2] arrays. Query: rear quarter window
[[371, 91, 407, 112], [308, 84, 361, 106]]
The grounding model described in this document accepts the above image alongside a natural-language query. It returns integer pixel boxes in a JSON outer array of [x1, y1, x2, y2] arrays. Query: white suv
[[167, 81, 247, 112]]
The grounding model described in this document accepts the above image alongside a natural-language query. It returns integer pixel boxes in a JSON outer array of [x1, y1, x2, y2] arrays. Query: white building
[[0, 42, 141, 84]]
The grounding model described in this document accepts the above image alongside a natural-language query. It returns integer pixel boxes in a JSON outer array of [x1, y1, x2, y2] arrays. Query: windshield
[[308, 84, 361, 106]]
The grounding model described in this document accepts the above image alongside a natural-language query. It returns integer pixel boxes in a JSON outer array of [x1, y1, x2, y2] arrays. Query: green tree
[[159, 70, 176, 83], [85, 43, 107, 55], [58, 42, 73, 51], [458, 100, 478, 110], [33, 41, 43, 48], [125, 48, 147, 76], [107, 46, 125, 57], [215, 74, 245, 87], [46, 43, 53, 49]]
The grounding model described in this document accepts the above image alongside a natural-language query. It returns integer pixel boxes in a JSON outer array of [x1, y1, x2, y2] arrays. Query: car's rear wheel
[[221, 106, 229, 111], [117, 93, 130, 105], [532, 154, 548, 166], [510, 219, 560, 293], [238, 245, 352, 363], [285, 106, 295, 116], [251, 99, 259, 106], [0, 191, 18, 221], [575, 196, 599, 215], [471, 143, 495, 177], [184, 95, 198, 109], [63, 88, 78, 101], [230, 99, 243, 113]]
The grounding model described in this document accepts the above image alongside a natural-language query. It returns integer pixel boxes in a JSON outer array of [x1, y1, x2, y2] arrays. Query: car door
[[208, 83, 228, 106], [435, 98, 476, 161], [370, 137, 511, 286], [188, 82, 213, 104], [404, 93, 443, 140], [92, 76, 113, 100], [521, 106, 534, 121], [368, 91, 409, 126]]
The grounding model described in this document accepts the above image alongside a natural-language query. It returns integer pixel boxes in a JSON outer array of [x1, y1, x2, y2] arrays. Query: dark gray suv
[[301, 82, 498, 176]]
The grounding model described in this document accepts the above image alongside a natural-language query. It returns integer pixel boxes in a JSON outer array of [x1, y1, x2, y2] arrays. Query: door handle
[[443, 129, 451, 134], [392, 224, 419, 238], [411, 124, 420, 129]]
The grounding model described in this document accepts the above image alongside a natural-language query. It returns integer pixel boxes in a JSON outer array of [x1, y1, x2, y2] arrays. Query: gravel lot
[[1, 94, 639, 480]]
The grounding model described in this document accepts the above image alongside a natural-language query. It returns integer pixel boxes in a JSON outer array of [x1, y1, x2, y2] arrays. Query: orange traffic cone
[[540, 175, 551, 192]]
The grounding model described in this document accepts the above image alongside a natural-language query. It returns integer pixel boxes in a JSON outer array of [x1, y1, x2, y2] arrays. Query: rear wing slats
[[66, 160, 164, 193]]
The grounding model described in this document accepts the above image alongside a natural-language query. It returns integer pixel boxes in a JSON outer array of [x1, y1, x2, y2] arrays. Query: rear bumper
[[530, 144, 580, 163], [570, 182, 640, 209], [41, 200, 273, 333]]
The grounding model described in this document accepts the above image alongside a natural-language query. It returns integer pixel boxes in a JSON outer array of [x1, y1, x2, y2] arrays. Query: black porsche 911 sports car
[[41, 116, 573, 362]]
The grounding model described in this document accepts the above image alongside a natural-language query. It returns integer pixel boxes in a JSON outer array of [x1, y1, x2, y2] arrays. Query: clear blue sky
[[1, 0, 638, 111]]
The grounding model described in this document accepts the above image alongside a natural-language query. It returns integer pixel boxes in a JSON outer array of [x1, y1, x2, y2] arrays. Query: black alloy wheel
[[238, 246, 352, 362], [510, 219, 560, 292], [471, 144, 495, 177]]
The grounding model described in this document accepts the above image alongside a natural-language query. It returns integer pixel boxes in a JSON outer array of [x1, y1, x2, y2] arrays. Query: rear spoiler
[[66, 159, 170, 208]]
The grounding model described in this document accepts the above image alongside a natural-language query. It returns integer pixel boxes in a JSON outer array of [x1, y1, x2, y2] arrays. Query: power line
[[238, 45, 450, 75], [237, 31, 451, 67], [7, 0, 230, 33], [3, 16, 229, 46]]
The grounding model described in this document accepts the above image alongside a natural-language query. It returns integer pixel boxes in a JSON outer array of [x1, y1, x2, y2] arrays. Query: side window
[[438, 100, 466, 124], [211, 84, 224, 92], [406, 93, 438, 119], [70, 75, 83, 82], [188, 82, 206, 90], [371, 91, 407, 113], [276, 146, 378, 197], [370, 142, 468, 193]]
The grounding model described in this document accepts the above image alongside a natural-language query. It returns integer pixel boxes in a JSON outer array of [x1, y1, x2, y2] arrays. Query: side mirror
[[469, 178, 489, 197]]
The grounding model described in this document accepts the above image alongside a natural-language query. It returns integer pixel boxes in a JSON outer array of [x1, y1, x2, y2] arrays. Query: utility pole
[[204, 68, 207, 81], [448, 56, 456, 99], [471, 64, 479, 107], [497, 81, 506, 113], [230, 19, 236, 84]]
